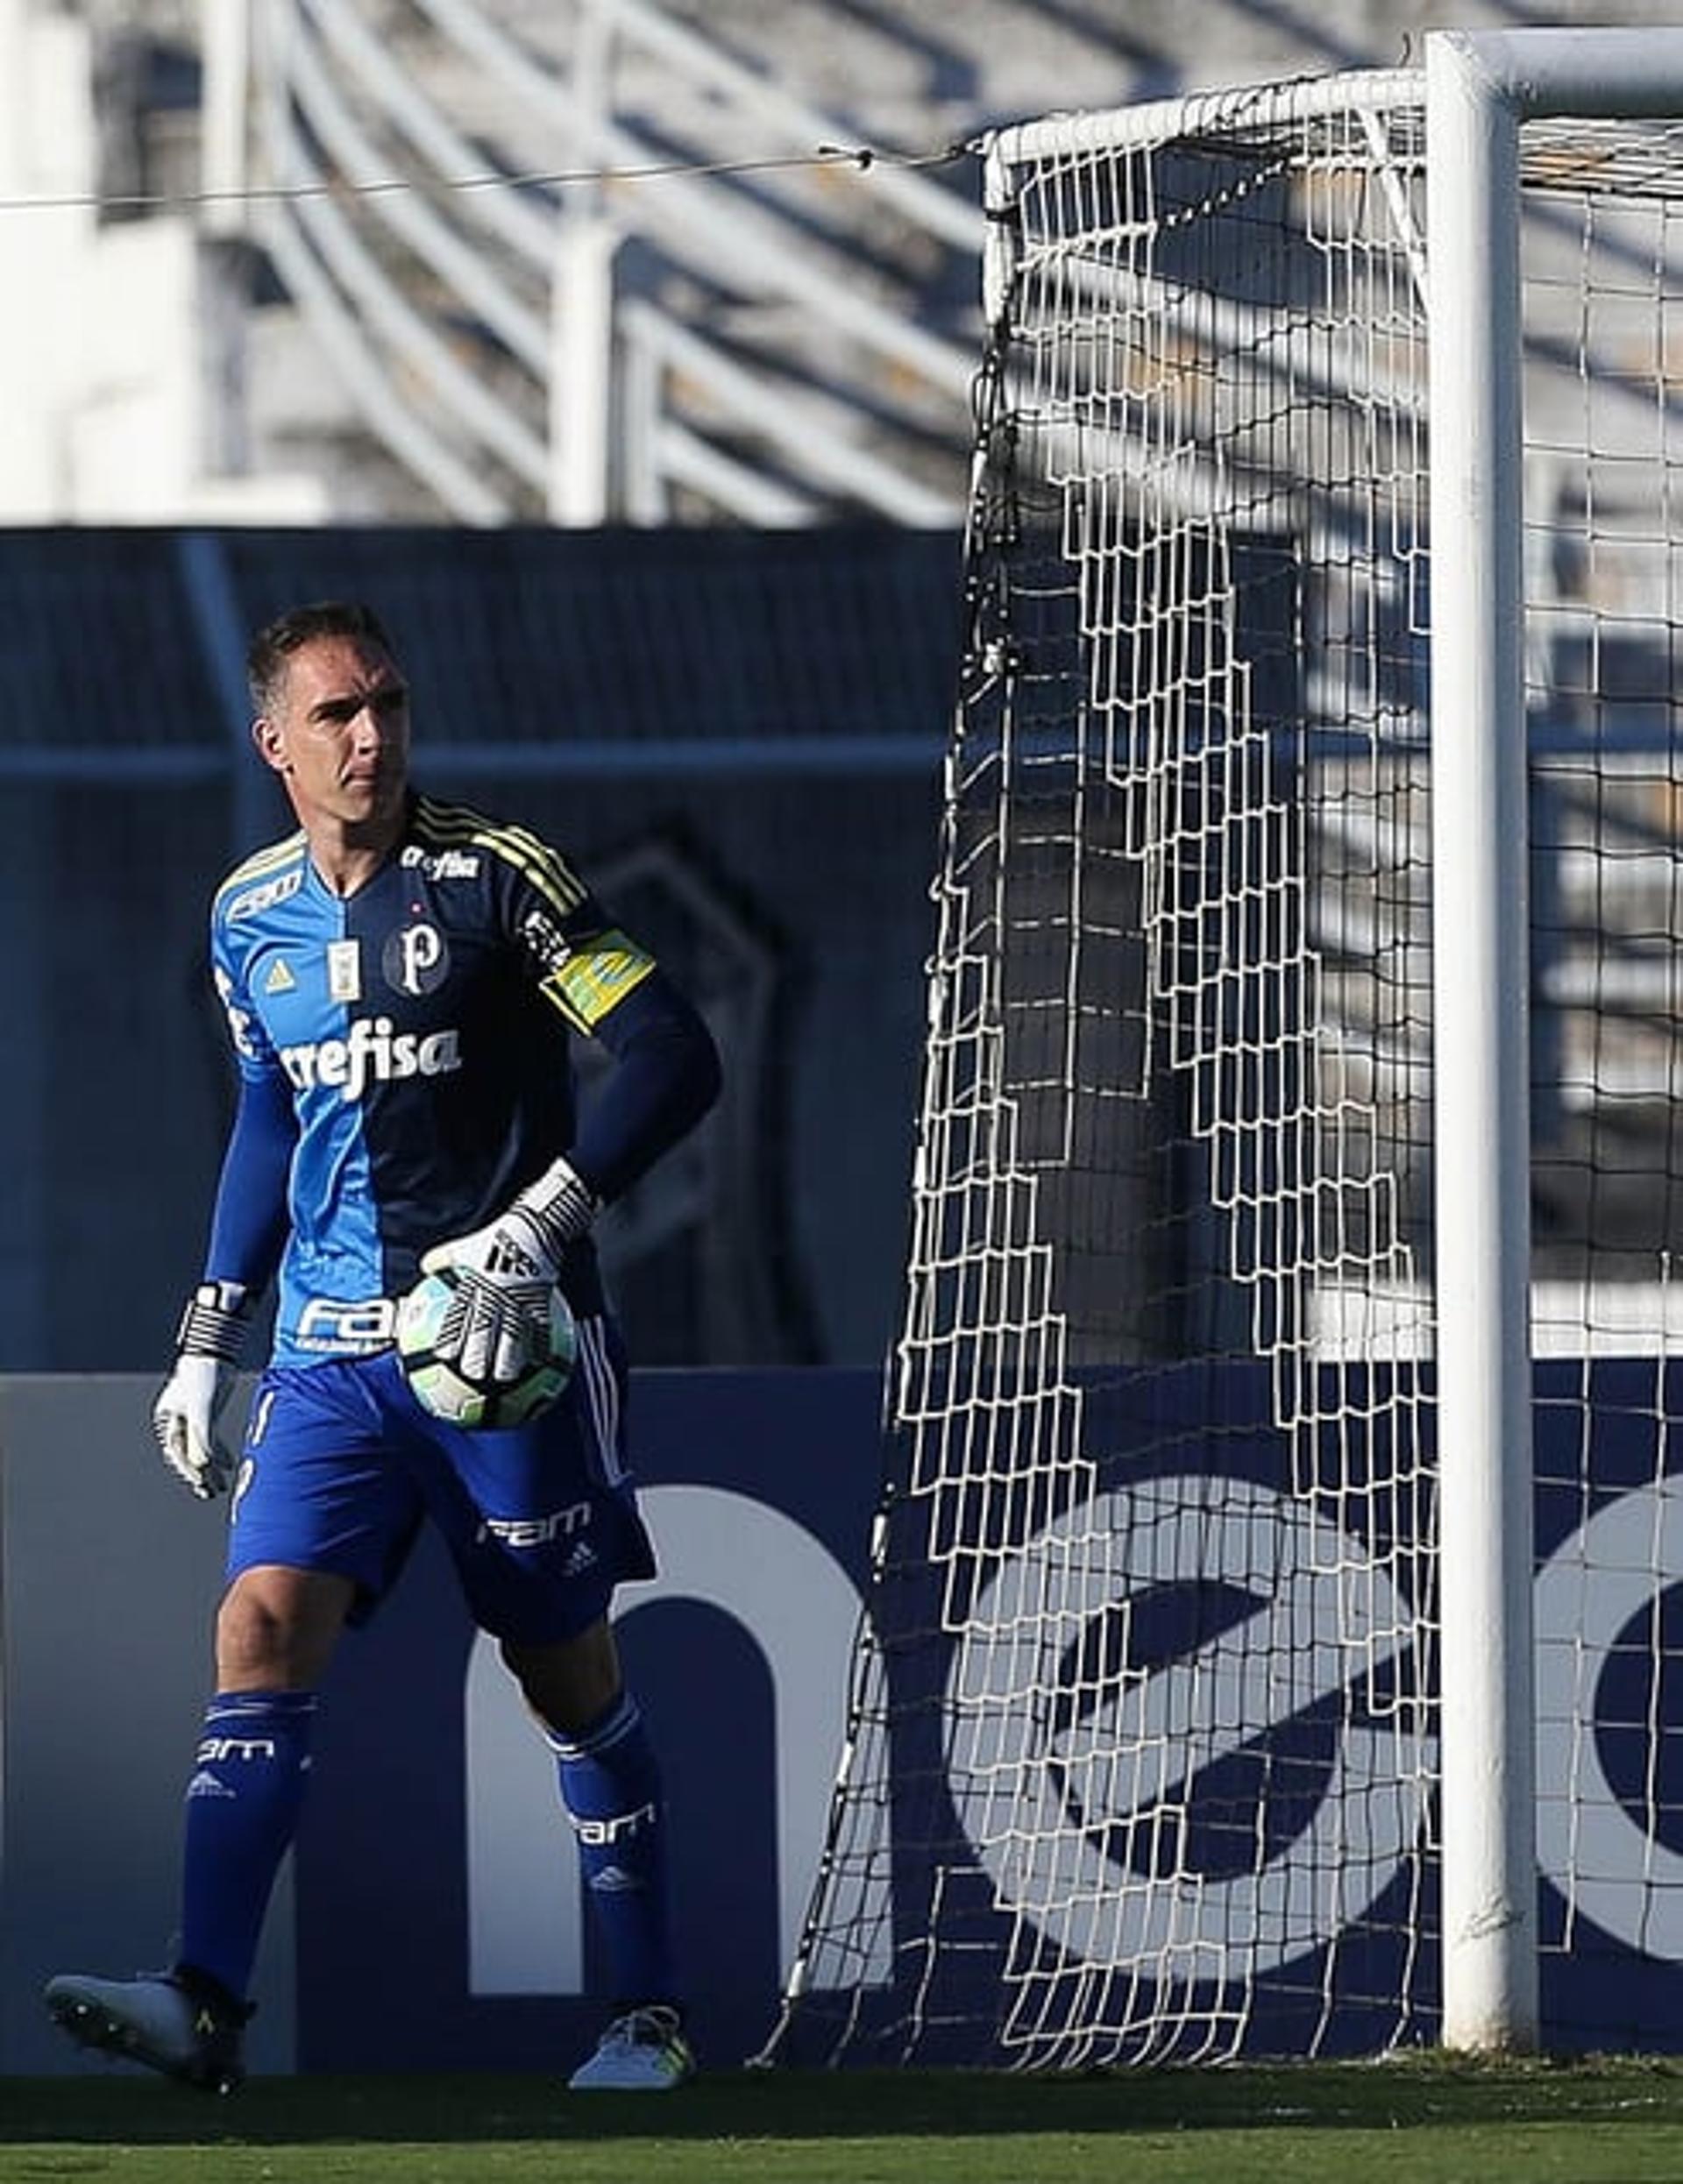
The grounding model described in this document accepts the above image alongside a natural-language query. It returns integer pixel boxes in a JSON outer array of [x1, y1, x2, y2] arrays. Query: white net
[[769, 69, 1683, 2067]]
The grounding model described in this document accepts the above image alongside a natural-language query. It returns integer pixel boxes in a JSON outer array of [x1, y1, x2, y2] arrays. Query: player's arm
[[423, 947, 721, 1385], [153, 1069, 295, 1500], [563, 966, 723, 1199]]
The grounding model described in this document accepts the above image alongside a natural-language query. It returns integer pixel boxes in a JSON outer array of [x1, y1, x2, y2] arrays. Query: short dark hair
[[246, 599, 396, 714]]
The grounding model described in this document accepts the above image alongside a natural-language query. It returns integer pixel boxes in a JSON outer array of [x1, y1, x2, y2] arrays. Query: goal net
[[770, 48, 1683, 2067]]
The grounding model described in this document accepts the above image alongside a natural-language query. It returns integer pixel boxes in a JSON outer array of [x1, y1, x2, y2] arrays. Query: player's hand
[[420, 1207, 561, 1386], [152, 1352, 240, 1500], [153, 1279, 252, 1500], [420, 1159, 599, 1386]]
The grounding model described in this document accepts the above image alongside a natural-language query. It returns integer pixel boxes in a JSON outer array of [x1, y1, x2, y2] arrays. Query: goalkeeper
[[44, 599, 720, 2095]]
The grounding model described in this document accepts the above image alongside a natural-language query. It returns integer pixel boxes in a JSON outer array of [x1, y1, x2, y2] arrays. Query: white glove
[[152, 1280, 250, 1500], [420, 1159, 597, 1386]]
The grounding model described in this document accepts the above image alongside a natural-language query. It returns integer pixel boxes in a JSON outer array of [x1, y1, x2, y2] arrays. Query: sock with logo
[[178, 1689, 317, 2003], [548, 1689, 677, 2007]]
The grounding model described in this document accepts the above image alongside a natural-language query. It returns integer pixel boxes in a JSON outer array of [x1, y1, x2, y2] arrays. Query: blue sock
[[549, 1691, 677, 2008], [179, 1690, 316, 2003]]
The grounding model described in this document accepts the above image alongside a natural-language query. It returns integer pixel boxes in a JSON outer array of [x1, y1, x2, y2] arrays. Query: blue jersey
[[205, 792, 718, 1366]]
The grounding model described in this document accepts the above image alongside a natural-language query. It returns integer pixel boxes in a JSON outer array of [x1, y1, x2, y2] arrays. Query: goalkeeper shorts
[[224, 1315, 657, 1642]]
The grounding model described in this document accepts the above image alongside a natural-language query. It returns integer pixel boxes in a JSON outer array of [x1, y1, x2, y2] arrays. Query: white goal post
[[1426, 25, 1683, 2058], [767, 31, 1683, 2070]]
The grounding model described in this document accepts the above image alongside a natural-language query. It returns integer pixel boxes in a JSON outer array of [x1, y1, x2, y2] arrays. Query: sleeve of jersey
[[565, 968, 723, 1202], [202, 918, 292, 1288], [203, 1068, 295, 1292], [506, 843, 722, 1200], [210, 919, 280, 1082]]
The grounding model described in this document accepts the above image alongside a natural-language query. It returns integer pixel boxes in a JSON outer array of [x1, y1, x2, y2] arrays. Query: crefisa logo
[[278, 1016, 463, 1102]]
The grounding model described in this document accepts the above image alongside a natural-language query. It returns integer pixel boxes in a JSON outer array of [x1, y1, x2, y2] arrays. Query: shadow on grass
[[2, 2055, 1682, 2148]]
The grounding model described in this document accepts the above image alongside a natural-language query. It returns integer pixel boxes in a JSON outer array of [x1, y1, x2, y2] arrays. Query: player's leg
[[501, 1619, 690, 2087], [46, 1358, 415, 2090], [504, 1620, 692, 2091], [434, 1316, 692, 2089], [42, 1564, 352, 2092], [177, 1563, 354, 1999]]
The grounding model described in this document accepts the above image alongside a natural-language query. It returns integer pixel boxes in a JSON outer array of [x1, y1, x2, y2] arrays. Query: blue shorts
[[229, 1316, 656, 1644]]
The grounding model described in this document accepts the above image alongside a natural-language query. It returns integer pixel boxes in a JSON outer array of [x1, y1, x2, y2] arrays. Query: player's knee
[[215, 1567, 351, 1690], [215, 1593, 297, 1686], [502, 1620, 621, 1736]]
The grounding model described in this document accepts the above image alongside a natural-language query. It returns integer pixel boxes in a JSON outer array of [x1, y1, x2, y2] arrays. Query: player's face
[[254, 634, 411, 840]]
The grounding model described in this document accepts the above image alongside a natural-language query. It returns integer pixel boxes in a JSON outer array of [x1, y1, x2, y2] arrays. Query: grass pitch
[[1, 2053, 1681, 2181]]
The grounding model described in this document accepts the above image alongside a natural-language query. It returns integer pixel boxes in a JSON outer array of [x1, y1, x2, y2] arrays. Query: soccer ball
[[395, 1265, 577, 1430]]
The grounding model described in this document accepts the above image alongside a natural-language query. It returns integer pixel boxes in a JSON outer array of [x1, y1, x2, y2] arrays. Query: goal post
[[1429, 24, 1683, 2055], [1426, 28, 1542, 2060], [767, 32, 1683, 2070]]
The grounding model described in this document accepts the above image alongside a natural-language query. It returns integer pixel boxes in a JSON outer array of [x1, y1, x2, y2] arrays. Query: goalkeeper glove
[[153, 1280, 251, 1501], [418, 1158, 598, 1386]]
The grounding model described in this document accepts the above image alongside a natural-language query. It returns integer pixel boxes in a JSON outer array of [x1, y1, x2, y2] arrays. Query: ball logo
[[943, 1473, 1431, 1979]]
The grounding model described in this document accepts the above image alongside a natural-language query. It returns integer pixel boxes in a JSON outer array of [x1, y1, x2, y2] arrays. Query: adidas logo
[[264, 959, 297, 995], [187, 1769, 236, 1800]]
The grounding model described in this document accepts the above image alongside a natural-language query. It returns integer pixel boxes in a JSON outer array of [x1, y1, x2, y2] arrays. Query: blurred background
[[0, 0, 1667, 1375]]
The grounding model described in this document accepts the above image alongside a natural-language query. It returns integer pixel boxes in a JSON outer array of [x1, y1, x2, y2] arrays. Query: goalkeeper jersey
[[204, 792, 718, 1366]]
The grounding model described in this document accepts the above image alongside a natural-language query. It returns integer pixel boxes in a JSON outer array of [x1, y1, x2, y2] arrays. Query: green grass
[[2, 2054, 1683, 2182]]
